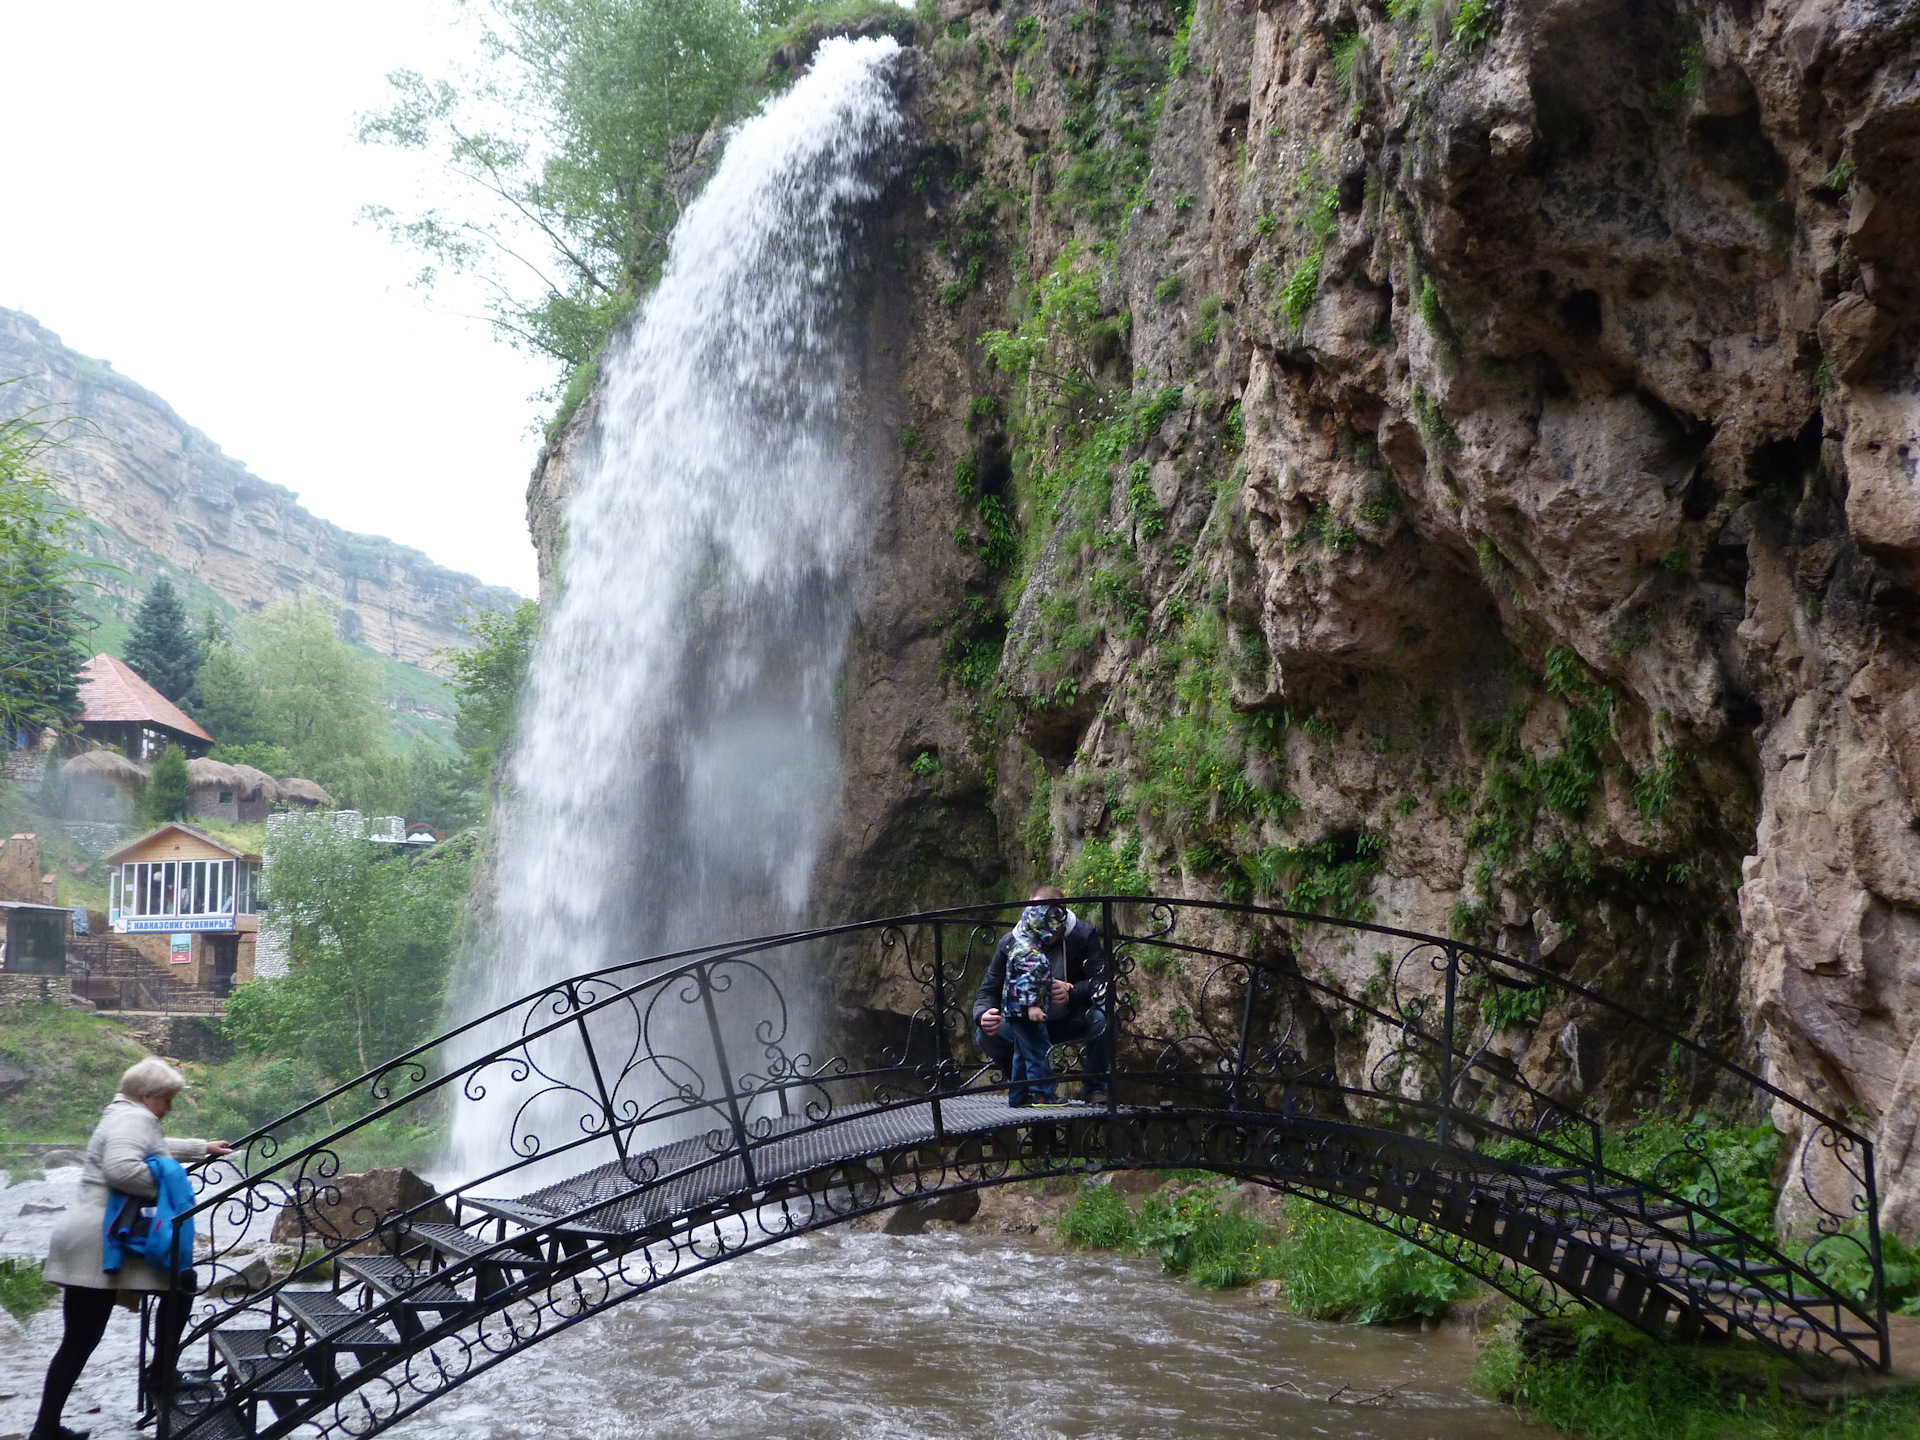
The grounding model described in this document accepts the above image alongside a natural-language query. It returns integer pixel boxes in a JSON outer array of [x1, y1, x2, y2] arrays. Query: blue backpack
[[103, 1155, 197, 1277]]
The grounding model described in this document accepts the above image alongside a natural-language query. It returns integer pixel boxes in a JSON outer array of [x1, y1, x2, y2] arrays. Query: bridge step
[[275, 1289, 397, 1353], [166, 1397, 251, 1440], [338, 1256, 472, 1312], [210, 1330, 324, 1397], [403, 1222, 556, 1278]]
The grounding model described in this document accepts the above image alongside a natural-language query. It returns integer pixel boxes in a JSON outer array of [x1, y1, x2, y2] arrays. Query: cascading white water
[[450, 36, 908, 1177]]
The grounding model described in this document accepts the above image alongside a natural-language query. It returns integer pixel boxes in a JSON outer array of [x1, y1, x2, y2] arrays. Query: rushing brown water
[[2, 1172, 1553, 1439], [387, 1230, 1552, 1440]]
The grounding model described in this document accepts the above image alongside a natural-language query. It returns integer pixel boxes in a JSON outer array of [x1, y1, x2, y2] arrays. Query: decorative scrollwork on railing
[[152, 896, 1892, 1440]]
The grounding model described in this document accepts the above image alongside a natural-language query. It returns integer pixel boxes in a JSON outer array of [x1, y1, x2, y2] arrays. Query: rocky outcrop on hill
[[0, 307, 515, 672], [526, 0, 1920, 1240]]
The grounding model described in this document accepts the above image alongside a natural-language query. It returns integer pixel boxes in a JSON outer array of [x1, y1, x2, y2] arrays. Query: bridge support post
[[931, 923, 947, 1141], [1437, 947, 1459, 1151], [1101, 900, 1119, 1121], [696, 961, 757, 1190]]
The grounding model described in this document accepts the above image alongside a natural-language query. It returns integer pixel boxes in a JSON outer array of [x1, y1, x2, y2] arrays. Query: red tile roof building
[[75, 654, 214, 759]]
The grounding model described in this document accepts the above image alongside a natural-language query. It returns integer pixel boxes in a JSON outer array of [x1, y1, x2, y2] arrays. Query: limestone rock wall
[[525, 0, 1920, 1238], [0, 307, 515, 671]]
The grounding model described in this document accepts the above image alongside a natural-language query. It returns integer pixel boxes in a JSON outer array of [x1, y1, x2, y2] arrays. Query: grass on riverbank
[[0, 1005, 150, 1141], [1480, 1312, 1920, 1440], [0, 1257, 57, 1321], [1057, 1178, 1476, 1321]]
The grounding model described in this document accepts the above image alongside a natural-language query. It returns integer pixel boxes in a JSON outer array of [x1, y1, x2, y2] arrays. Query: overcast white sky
[[0, 2, 551, 594]]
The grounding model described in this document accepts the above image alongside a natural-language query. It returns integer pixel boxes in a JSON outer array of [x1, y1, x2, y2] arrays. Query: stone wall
[[0, 973, 87, 1013]]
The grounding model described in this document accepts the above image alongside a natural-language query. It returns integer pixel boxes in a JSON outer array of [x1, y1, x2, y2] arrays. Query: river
[[2, 1168, 1551, 1440]]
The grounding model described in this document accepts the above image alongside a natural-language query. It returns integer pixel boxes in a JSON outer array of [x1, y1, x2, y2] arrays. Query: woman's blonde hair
[[118, 1057, 188, 1101]]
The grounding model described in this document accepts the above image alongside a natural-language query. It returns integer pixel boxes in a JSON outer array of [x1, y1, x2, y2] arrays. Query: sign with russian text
[[122, 916, 233, 934], [170, 933, 191, 965]]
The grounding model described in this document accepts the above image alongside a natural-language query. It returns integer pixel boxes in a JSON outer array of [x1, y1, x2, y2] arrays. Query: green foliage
[[123, 578, 202, 704], [178, 1054, 328, 1143], [1451, 0, 1493, 48], [231, 823, 474, 1082], [1482, 983, 1548, 1031], [908, 749, 941, 777], [1062, 834, 1149, 896], [1059, 1183, 1474, 1316], [1137, 1181, 1277, 1288], [444, 598, 539, 796], [0, 406, 92, 737], [1152, 273, 1183, 303], [1058, 1183, 1137, 1248], [358, 0, 762, 398], [1279, 248, 1322, 329], [144, 743, 191, 823], [1479, 1310, 1920, 1440], [208, 741, 296, 777], [231, 600, 401, 809], [0, 1256, 56, 1321], [1633, 749, 1685, 824], [0, 1004, 150, 1140], [1329, 27, 1367, 98], [1259, 831, 1386, 918], [1278, 1199, 1476, 1321]]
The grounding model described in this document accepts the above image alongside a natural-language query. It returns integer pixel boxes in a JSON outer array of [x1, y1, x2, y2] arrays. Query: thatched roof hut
[[64, 749, 150, 786], [185, 758, 246, 794], [275, 777, 335, 810], [61, 748, 149, 822], [227, 765, 279, 802]]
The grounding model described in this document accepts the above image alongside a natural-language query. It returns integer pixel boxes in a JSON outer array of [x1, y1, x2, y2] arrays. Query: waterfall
[[450, 36, 908, 1179]]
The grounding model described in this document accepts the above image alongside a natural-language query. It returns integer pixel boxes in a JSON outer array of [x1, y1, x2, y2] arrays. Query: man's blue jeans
[[975, 1006, 1111, 1096], [1000, 1014, 1055, 1105]]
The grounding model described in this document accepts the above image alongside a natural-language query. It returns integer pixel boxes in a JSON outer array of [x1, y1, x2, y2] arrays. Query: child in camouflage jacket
[[1001, 903, 1065, 1106]]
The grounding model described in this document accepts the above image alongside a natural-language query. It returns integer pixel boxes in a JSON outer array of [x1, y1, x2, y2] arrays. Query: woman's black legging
[[32, 1286, 187, 1439]]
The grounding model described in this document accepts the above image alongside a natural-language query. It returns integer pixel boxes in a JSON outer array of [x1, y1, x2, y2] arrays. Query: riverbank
[[889, 1171, 1920, 1439]]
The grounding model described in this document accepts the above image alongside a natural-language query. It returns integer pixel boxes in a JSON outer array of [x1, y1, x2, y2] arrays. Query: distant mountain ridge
[[0, 306, 519, 743]]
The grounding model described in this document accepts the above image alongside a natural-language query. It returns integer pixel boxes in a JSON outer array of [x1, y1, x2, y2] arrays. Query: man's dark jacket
[[971, 912, 1109, 1026]]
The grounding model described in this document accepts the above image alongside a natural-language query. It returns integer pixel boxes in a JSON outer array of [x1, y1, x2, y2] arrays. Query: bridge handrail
[[158, 896, 1887, 1395]]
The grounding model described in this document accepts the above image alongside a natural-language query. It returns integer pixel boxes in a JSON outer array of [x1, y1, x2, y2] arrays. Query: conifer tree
[[144, 742, 191, 823], [124, 578, 202, 702], [0, 409, 90, 739]]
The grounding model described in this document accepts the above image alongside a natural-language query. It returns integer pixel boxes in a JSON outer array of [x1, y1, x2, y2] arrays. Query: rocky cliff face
[[528, 0, 1920, 1239], [0, 307, 515, 683]]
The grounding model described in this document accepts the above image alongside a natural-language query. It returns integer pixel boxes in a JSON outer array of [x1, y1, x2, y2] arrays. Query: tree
[[123, 578, 202, 702], [191, 599, 409, 813], [444, 599, 538, 791], [403, 739, 481, 833], [0, 406, 92, 738], [245, 599, 387, 793], [357, 0, 763, 383], [229, 820, 473, 1080], [145, 743, 190, 823], [207, 741, 295, 777], [191, 642, 270, 748]]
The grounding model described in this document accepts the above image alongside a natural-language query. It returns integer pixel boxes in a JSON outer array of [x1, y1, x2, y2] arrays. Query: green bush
[[1057, 1181, 1471, 1314], [0, 1256, 57, 1320], [1276, 1199, 1475, 1322], [1058, 1184, 1136, 1248], [1479, 1311, 1920, 1440]]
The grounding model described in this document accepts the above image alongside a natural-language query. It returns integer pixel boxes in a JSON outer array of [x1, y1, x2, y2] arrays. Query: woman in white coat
[[30, 1058, 233, 1440]]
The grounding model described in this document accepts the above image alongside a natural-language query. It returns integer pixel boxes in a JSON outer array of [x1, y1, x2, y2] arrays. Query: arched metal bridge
[[144, 899, 1889, 1440]]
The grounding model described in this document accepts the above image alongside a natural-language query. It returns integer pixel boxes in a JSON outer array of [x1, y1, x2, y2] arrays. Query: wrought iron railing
[[146, 897, 1888, 1439]]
